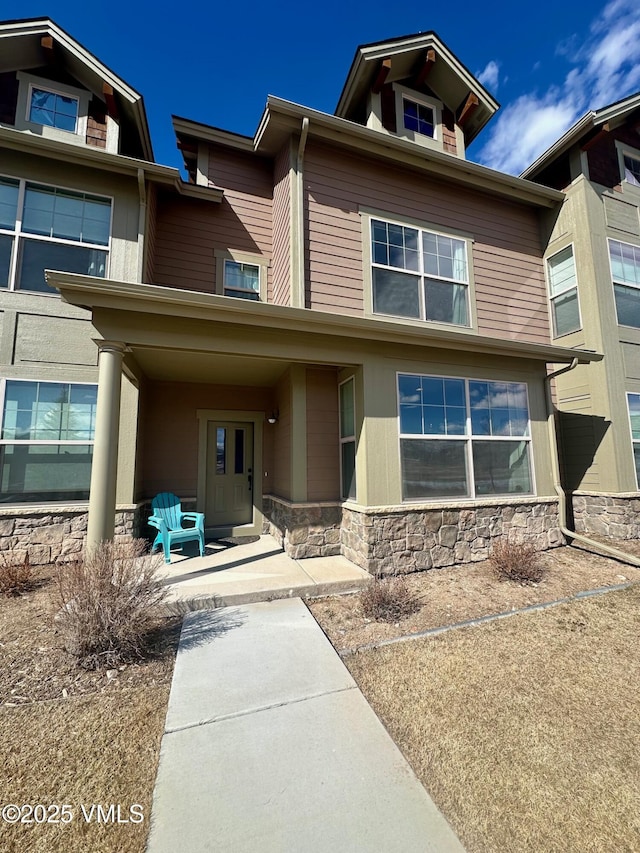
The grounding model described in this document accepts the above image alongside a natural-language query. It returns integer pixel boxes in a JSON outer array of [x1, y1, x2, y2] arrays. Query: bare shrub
[[0, 552, 34, 596], [55, 539, 167, 669], [490, 538, 544, 585], [360, 574, 422, 623]]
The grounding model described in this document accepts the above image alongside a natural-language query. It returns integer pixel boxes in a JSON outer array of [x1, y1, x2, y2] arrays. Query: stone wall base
[[262, 495, 341, 559], [0, 505, 143, 566], [341, 499, 563, 575], [572, 492, 640, 539]]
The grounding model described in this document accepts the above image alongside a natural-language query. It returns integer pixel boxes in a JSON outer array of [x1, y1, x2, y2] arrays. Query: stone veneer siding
[[0, 505, 142, 565], [572, 492, 640, 539], [341, 498, 563, 575], [262, 495, 342, 558]]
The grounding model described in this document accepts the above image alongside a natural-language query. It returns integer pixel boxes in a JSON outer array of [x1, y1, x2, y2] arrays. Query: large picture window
[[609, 239, 640, 328], [371, 218, 469, 326], [0, 176, 110, 294], [398, 374, 533, 500], [547, 245, 581, 337], [0, 380, 97, 502]]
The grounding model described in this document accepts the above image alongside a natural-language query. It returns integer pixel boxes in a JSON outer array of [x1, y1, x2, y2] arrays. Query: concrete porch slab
[[157, 535, 370, 609]]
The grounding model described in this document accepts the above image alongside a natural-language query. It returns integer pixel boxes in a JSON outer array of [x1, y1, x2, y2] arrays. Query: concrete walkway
[[157, 534, 370, 608], [147, 598, 465, 853]]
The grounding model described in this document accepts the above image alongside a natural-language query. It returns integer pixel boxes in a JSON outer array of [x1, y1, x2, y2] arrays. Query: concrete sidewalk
[[146, 599, 465, 853]]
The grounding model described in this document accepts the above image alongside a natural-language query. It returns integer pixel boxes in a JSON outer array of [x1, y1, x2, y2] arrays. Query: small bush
[[55, 539, 167, 669], [490, 538, 544, 585], [360, 574, 421, 623], [0, 552, 34, 596]]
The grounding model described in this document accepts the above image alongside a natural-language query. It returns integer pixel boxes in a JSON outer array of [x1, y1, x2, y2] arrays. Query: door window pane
[[234, 429, 244, 474], [216, 428, 226, 474]]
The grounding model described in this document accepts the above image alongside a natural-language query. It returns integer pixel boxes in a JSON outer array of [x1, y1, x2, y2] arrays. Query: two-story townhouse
[[522, 95, 640, 541], [47, 31, 600, 573], [0, 18, 219, 563]]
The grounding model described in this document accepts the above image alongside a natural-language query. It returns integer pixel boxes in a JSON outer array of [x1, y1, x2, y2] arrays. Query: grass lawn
[[0, 563, 179, 853], [345, 584, 640, 853]]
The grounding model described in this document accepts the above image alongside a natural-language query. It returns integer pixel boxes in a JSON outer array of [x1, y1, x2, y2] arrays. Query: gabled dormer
[[0, 17, 152, 160], [335, 32, 499, 159]]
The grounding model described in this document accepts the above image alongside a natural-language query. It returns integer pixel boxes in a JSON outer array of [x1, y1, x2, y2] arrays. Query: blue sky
[[5, 0, 640, 175]]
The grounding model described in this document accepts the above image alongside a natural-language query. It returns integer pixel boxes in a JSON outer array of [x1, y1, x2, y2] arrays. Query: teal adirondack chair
[[148, 493, 205, 563]]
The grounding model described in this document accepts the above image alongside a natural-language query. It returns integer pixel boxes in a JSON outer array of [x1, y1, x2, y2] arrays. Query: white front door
[[205, 421, 254, 528]]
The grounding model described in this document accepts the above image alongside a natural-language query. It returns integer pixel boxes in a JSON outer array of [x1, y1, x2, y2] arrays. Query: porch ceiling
[[130, 347, 291, 386]]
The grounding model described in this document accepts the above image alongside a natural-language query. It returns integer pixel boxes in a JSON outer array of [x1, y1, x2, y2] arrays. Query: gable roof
[[521, 91, 640, 180], [335, 31, 499, 145], [0, 17, 153, 160]]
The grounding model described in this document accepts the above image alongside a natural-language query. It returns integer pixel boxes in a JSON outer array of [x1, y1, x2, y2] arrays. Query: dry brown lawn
[[345, 584, 640, 853], [0, 565, 179, 853]]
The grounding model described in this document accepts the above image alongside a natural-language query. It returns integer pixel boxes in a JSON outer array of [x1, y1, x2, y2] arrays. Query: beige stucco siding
[[306, 367, 340, 500], [303, 142, 551, 343], [272, 143, 291, 305], [153, 146, 273, 294]]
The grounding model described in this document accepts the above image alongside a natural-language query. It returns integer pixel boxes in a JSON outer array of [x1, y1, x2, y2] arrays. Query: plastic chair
[[148, 492, 205, 563]]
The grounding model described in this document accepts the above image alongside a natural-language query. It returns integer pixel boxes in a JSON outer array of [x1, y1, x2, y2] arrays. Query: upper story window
[[623, 152, 640, 187], [609, 238, 640, 328], [371, 218, 469, 326], [223, 260, 260, 301], [402, 98, 434, 138], [0, 176, 111, 295], [28, 86, 79, 133], [547, 245, 581, 337], [398, 374, 533, 500]]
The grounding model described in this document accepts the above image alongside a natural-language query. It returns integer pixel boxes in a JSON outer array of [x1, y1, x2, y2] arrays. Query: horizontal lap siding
[[153, 148, 273, 293], [304, 142, 550, 344], [272, 144, 291, 305], [306, 368, 340, 500]]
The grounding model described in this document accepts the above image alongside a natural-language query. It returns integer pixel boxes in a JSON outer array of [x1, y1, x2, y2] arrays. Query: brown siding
[[304, 141, 551, 344], [306, 368, 340, 500], [139, 381, 273, 499], [380, 83, 396, 133], [144, 181, 157, 283], [86, 98, 107, 149], [442, 106, 457, 155], [0, 71, 18, 125], [272, 143, 291, 305], [153, 146, 273, 293], [587, 126, 640, 190]]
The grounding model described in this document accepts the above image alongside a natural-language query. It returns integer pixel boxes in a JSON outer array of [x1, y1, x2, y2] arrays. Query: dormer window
[[29, 86, 79, 133], [623, 152, 640, 186], [403, 98, 434, 138]]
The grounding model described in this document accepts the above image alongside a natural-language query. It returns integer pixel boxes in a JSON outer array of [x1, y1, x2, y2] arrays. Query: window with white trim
[[371, 218, 469, 325], [28, 86, 79, 133], [627, 393, 640, 488], [398, 374, 533, 500], [339, 377, 356, 500], [623, 152, 640, 187], [0, 176, 110, 294], [0, 380, 97, 503], [223, 259, 260, 300], [547, 245, 581, 337], [609, 238, 640, 328]]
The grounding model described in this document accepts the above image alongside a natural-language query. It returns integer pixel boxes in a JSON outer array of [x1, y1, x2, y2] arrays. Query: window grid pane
[[398, 374, 532, 500], [29, 88, 78, 132], [624, 155, 640, 187]]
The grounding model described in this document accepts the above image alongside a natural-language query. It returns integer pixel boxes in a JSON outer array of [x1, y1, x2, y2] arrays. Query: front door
[[205, 421, 254, 528]]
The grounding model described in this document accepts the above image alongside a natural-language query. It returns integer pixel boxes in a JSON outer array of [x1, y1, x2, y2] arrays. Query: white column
[[86, 340, 129, 548]]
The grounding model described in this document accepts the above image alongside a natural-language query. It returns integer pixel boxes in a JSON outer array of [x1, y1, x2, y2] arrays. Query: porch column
[[86, 340, 129, 548]]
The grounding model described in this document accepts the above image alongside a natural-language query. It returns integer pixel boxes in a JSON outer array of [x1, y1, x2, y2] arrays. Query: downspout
[[545, 359, 640, 567], [136, 167, 147, 283], [291, 117, 309, 309]]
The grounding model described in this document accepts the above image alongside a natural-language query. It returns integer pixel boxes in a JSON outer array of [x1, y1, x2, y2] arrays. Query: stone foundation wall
[[341, 498, 563, 575], [572, 492, 640, 539], [0, 506, 142, 566], [262, 495, 341, 558]]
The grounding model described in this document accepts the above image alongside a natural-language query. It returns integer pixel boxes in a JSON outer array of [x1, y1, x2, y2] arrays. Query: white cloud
[[476, 0, 640, 175], [477, 60, 500, 92]]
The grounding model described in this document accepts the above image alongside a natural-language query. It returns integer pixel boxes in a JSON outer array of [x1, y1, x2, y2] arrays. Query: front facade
[[1, 21, 600, 572], [523, 95, 640, 540]]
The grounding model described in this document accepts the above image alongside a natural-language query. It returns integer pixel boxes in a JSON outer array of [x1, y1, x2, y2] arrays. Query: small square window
[[403, 99, 434, 138], [29, 87, 79, 133]]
